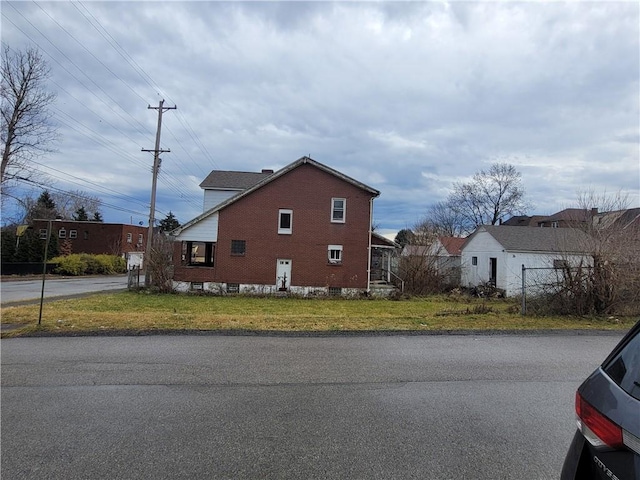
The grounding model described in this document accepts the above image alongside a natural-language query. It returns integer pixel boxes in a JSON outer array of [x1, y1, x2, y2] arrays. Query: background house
[[401, 236, 464, 288], [460, 225, 593, 297], [31, 219, 147, 269], [170, 157, 381, 295]]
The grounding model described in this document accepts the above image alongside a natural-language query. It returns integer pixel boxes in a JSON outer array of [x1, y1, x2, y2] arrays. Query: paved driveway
[[1, 333, 624, 479]]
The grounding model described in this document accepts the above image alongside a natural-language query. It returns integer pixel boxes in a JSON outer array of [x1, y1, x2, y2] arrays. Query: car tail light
[[575, 392, 624, 448]]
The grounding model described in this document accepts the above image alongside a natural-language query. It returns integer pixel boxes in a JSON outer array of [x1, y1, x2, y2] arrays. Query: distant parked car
[[561, 320, 640, 480]]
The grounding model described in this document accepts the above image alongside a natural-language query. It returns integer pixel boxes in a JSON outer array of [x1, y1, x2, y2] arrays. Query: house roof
[[501, 215, 546, 227], [539, 208, 594, 224], [439, 236, 465, 255], [199, 170, 273, 190], [172, 156, 380, 236], [463, 225, 593, 254], [371, 232, 399, 248]]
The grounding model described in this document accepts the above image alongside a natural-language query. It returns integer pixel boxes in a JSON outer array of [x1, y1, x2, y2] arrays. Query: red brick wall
[[212, 163, 374, 289], [32, 221, 147, 256]]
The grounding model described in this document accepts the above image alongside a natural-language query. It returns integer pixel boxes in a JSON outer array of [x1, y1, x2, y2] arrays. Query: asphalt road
[[1, 333, 624, 479], [0, 274, 140, 305]]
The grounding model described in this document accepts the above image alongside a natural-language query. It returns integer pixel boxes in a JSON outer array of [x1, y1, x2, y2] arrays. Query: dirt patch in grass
[[0, 291, 634, 337]]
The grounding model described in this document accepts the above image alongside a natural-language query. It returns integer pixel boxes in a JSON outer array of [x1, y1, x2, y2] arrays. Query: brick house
[[32, 220, 147, 266], [170, 156, 388, 295]]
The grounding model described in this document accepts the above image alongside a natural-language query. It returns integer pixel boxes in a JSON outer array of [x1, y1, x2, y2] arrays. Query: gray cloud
[[2, 1, 637, 234]]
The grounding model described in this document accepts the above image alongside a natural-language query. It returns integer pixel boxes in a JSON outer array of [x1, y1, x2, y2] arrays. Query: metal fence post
[[521, 264, 526, 316]]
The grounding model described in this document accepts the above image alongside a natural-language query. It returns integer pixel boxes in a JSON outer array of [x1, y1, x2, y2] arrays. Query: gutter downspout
[[367, 197, 373, 293]]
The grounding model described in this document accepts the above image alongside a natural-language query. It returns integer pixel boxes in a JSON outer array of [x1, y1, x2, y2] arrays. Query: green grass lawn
[[1, 291, 634, 337]]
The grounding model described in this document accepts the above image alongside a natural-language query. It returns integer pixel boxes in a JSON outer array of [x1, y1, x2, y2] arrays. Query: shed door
[[489, 257, 497, 287], [276, 259, 291, 290]]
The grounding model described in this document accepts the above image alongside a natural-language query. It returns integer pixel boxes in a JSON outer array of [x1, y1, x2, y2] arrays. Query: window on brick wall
[[183, 241, 215, 266], [127, 233, 132, 243], [278, 209, 293, 234], [328, 245, 343, 264], [331, 198, 346, 223], [138, 234, 143, 245], [58, 228, 66, 239], [39, 229, 47, 239], [231, 239, 246, 256], [69, 230, 77, 239]]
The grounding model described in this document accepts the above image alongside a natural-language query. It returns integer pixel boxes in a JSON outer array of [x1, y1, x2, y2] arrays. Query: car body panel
[[561, 321, 640, 480]]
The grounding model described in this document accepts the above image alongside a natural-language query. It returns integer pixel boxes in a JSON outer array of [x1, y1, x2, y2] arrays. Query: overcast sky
[[2, 1, 638, 237]]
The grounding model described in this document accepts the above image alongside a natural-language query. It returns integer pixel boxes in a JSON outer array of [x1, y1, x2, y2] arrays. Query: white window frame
[[138, 234, 143, 244], [278, 209, 293, 235], [39, 229, 47, 239], [331, 198, 346, 223], [127, 233, 132, 243], [328, 245, 343, 264], [58, 228, 66, 239], [69, 230, 77, 239]]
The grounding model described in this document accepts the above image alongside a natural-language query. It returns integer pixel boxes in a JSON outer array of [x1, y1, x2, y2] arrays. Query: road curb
[[2, 328, 629, 338]]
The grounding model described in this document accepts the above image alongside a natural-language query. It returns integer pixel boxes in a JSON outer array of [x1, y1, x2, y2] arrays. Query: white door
[[276, 259, 292, 290]]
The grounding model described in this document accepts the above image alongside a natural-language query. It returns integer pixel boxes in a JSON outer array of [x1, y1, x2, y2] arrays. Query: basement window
[[226, 283, 240, 293], [328, 287, 342, 296]]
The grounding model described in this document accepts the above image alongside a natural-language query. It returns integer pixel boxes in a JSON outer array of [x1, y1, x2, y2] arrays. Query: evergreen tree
[[73, 206, 89, 221], [159, 211, 180, 232], [1, 228, 17, 262], [394, 228, 414, 248], [27, 190, 58, 220], [92, 211, 103, 222]]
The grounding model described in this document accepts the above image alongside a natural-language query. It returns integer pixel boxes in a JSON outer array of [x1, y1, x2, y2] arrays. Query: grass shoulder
[[0, 291, 634, 338]]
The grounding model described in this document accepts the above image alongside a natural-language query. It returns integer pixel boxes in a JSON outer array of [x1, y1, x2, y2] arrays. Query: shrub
[[51, 254, 126, 276], [52, 254, 87, 276]]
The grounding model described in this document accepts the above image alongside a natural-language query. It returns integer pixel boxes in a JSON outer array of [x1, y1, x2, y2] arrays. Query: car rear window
[[604, 329, 640, 401]]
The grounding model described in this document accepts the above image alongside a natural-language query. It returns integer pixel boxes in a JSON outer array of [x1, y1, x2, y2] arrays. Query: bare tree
[[528, 190, 640, 315], [397, 219, 460, 295], [51, 190, 102, 220], [448, 163, 528, 231], [1, 45, 58, 188], [146, 233, 175, 293], [425, 200, 468, 237], [422, 163, 528, 236]]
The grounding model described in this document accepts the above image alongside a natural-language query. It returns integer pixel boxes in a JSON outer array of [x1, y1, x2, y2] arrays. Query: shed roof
[[464, 225, 593, 254]]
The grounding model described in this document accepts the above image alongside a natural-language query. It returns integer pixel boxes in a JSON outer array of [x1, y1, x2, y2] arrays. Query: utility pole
[[142, 99, 176, 287]]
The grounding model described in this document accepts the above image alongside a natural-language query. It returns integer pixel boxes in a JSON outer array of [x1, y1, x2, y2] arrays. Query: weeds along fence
[[521, 263, 639, 316], [521, 265, 592, 315]]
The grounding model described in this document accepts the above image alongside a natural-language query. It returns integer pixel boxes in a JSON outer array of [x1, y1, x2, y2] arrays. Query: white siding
[[175, 212, 219, 242], [203, 190, 240, 212], [461, 232, 505, 289]]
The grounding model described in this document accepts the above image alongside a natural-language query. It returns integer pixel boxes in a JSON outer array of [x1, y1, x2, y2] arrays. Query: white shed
[[460, 225, 593, 297]]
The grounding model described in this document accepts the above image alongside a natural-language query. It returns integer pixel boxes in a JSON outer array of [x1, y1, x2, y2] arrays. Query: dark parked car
[[561, 320, 640, 480]]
